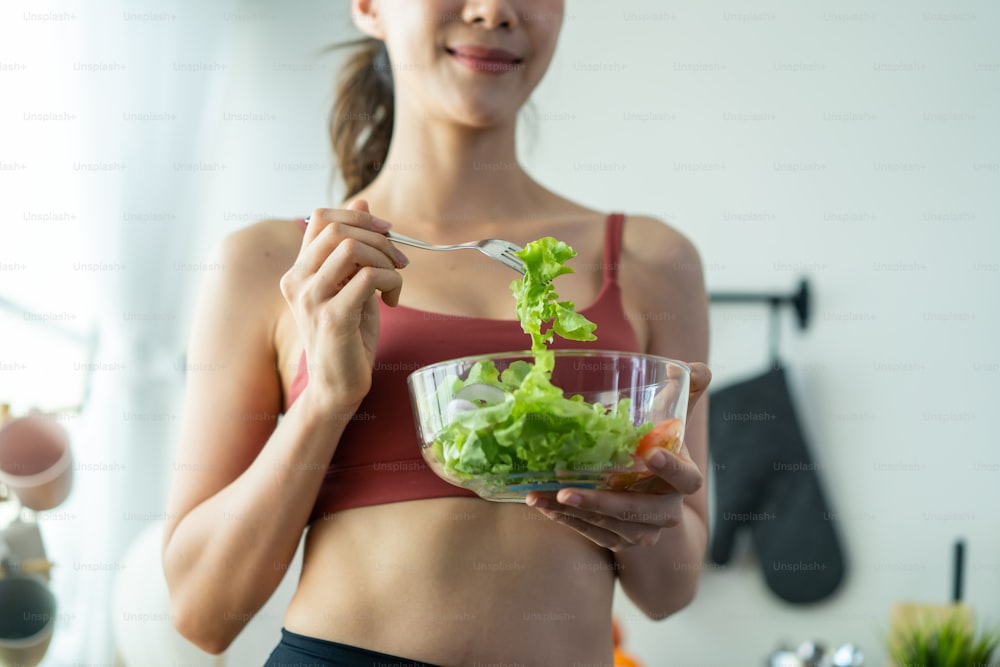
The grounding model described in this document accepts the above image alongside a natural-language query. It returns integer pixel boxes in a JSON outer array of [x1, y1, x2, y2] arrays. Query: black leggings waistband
[[264, 628, 445, 667]]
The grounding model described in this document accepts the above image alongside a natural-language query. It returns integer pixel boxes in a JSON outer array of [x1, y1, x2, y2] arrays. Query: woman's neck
[[356, 113, 549, 231]]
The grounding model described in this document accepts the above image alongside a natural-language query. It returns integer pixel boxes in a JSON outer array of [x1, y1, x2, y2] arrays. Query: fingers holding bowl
[[532, 504, 665, 551], [687, 361, 711, 410], [527, 488, 684, 550]]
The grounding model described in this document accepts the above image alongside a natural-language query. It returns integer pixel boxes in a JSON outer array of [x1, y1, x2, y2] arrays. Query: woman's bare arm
[[612, 217, 711, 618], [162, 202, 404, 652], [524, 216, 711, 619], [160, 222, 356, 653]]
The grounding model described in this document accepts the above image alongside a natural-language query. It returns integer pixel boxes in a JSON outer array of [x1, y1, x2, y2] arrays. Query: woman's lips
[[446, 45, 523, 74]]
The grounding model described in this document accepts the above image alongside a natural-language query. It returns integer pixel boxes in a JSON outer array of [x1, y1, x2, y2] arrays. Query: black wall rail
[[709, 278, 811, 331]]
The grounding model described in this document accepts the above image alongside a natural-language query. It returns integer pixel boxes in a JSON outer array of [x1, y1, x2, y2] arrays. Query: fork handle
[[385, 231, 451, 251], [385, 231, 423, 246]]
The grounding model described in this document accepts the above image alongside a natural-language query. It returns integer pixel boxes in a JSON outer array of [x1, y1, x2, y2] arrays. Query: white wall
[[548, 2, 999, 665], [3, 0, 997, 665], [532, 0, 1000, 666], [203, 2, 1000, 664]]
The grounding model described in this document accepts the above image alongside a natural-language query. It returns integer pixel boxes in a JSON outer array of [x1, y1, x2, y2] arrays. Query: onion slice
[[447, 399, 478, 418], [454, 383, 507, 405]]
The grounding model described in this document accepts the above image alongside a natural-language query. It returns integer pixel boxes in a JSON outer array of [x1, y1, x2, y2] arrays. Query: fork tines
[[499, 248, 526, 274]]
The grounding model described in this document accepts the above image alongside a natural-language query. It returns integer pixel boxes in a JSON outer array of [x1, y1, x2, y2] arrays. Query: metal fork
[[302, 216, 526, 274], [386, 231, 526, 275]]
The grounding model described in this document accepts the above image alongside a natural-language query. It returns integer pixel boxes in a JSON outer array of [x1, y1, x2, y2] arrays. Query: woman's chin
[[417, 87, 523, 129], [449, 102, 522, 131]]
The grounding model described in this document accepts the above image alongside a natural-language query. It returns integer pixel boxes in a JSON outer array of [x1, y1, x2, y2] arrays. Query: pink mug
[[0, 416, 73, 511]]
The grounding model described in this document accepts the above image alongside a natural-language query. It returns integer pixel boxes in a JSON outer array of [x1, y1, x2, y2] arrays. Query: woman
[[162, 1, 711, 665]]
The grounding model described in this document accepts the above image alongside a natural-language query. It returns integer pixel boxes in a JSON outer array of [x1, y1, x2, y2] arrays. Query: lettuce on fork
[[432, 237, 652, 481]]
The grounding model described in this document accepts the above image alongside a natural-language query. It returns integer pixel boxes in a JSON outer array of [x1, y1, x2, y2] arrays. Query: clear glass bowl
[[407, 350, 690, 502]]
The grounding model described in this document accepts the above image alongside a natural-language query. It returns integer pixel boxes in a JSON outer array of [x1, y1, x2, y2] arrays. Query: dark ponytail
[[329, 38, 394, 199]]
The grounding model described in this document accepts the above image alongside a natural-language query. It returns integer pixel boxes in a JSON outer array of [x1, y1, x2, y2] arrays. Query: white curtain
[[2, 1, 353, 663], [23, 2, 238, 663]]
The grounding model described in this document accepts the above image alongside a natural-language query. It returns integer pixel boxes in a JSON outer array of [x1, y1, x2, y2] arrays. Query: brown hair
[[329, 37, 394, 199]]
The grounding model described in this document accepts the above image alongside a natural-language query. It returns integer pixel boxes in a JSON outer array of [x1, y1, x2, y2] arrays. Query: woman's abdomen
[[284, 497, 617, 665]]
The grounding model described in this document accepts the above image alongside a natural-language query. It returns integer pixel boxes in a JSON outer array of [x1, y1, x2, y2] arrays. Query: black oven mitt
[[708, 364, 846, 604]]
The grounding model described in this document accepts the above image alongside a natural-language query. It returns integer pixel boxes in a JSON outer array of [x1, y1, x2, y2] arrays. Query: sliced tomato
[[607, 419, 684, 492], [635, 418, 683, 459]]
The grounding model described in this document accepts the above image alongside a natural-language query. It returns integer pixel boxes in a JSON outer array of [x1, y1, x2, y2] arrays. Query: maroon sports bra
[[286, 213, 640, 521]]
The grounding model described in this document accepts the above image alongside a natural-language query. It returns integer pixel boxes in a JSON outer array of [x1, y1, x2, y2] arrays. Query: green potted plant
[[888, 609, 1000, 667]]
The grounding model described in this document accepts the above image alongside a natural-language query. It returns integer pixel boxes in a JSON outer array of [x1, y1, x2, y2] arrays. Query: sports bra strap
[[603, 213, 625, 283]]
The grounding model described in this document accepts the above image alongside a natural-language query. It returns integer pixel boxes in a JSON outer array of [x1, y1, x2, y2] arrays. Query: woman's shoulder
[[618, 213, 706, 309], [221, 216, 304, 250], [620, 213, 701, 269], [198, 218, 304, 334], [212, 217, 304, 281], [537, 190, 699, 262], [533, 194, 701, 272]]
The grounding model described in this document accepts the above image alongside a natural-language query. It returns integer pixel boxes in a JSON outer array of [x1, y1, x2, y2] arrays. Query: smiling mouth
[[446, 47, 524, 74]]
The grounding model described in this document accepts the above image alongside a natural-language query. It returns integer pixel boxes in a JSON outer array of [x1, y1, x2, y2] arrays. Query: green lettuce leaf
[[433, 236, 651, 482], [511, 237, 596, 351]]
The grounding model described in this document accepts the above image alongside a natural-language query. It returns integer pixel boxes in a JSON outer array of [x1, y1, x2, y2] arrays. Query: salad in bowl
[[406, 238, 690, 501]]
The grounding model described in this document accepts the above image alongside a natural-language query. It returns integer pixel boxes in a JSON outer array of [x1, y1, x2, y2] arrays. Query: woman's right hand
[[279, 199, 408, 413]]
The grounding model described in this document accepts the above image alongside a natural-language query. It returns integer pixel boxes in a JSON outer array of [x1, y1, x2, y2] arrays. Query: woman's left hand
[[526, 362, 711, 552]]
